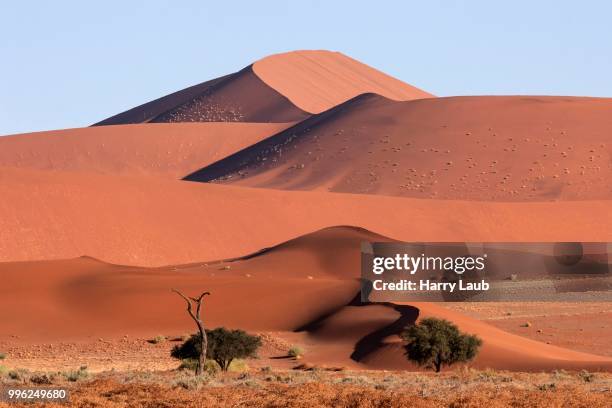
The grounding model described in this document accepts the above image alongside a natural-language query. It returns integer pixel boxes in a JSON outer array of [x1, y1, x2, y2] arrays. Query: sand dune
[[93, 50, 432, 126], [2, 167, 612, 266], [299, 301, 612, 371], [93, 67, 310, 125], [0, 122, 291, 178], [187, 94, 612, 201], [252, 50, 433, 113], [1, 227, 609, 371]]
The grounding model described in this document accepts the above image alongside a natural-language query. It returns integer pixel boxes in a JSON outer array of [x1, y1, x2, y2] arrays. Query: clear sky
[[1, 1, 611, 135]]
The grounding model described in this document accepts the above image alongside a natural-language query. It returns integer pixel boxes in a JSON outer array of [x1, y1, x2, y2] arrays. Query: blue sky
[[1, 1, 611, 135]]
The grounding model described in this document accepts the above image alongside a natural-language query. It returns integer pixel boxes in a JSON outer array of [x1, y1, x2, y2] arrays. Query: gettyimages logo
[[372, 253, 487, 275], [361, 242, 612, 302]]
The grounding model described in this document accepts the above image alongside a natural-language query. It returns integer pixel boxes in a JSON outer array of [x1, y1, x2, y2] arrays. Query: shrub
[[538, 383, 556, 391], [578, 370, 595, 383], [288, 346, 304, 358], [7, 369, 29, 381], [172, 327, 261, 372], [30, 373, 55, 385], [62, 366, 89, 382], [401, 318, 482, 372], [0, 353, 6, 360]]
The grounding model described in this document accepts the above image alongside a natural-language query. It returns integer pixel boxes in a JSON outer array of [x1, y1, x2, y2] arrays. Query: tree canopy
[[401, 318, 482, 372], [172, 327, 261, 371]]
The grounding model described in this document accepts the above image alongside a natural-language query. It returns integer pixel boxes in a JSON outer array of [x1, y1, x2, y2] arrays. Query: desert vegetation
[[401, 318, 482, 372], [1, 366, 611, 407], [172, 289, 210, 375], [172, 328, 261, 372]]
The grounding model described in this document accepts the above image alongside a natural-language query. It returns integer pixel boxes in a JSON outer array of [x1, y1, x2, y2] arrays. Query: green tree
[[172, 327, 261, 372], [401, 318, 482, 372]]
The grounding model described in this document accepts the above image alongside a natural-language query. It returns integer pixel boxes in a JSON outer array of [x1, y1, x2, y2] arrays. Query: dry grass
[[1, 368, 610, 407]]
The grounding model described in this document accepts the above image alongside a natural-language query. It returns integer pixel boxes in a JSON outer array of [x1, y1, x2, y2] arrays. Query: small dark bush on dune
[[401, 317, 482, 372], [172, 327, 261, 372]]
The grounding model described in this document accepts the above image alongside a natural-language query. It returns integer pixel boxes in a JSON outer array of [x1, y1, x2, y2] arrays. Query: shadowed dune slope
[[93, 66, 310, 125], [1, 167, 612, 266], [323, 301, 612, 371], [0, 122, 292, 178], [1, 226, 610, 371], [186, 94, 612, 201], [252, 50, 433, 113]]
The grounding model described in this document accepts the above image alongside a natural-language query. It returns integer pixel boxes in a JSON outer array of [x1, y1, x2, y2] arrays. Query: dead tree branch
[[172, 289, 210, 375]]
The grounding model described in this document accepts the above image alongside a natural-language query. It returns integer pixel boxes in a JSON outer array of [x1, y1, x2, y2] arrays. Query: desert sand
[[0, 122, 291, 178], [1, 227, 610, 373], [1, 167, 612, 265], [1, 50, 611, 378]]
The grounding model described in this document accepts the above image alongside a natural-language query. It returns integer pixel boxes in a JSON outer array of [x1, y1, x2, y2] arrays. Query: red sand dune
[[0, 122, 291, 178], [187, 94, 612, 201], [252, 50, 433, 113], [93, 50, 431, 126], [1, 227, 610, 371], [1, 166, 612, 266]]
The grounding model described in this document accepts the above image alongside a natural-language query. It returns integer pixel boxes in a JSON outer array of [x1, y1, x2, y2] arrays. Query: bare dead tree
[[172, 289, 210, 375]]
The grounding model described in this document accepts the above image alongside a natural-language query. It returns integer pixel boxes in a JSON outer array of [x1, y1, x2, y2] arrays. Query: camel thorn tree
[[172, 288, 210, 376]]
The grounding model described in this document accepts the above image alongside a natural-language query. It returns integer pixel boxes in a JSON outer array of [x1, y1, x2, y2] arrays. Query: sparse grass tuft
[[578, 370, 595, 383], [288, 346, 304, 359], [171, 374, 210, 390], [228, 359, 248, 372], [149, 335, 167, 344], [178, 359, 219, 375], [7, 368, 29, 381]]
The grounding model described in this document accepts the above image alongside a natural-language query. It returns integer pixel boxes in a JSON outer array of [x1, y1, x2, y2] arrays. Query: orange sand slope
[[187, 94, 612, 201], [93, 50, 431, 125], [252, 50, 433, 113], [1, 227, 610, 371], [93, 66, 310, 125], [1, 166, 612, 266], [0, 123, 291, 178]]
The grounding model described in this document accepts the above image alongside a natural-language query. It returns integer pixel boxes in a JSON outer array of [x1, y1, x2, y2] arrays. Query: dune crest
[[252, 50, 433, 113]]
